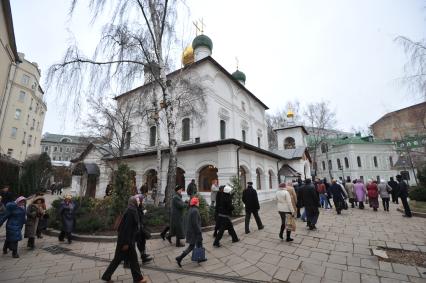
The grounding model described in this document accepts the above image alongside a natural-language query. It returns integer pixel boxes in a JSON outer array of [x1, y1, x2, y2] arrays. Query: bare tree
[[304, 101, 336, 176], [47, 0, 205, 207], [395, 36, 426, 100]]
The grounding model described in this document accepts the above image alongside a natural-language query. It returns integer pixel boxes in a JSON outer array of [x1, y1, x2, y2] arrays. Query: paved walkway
[[1, 201, 426, 283]]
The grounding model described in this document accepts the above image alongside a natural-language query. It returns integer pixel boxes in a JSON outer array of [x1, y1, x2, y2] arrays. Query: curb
[[397, 207, 426, 218], [44, 216, 245, 242]]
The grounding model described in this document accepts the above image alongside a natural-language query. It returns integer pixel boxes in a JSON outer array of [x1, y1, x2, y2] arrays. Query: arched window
[[322, 161, 326, 171], [198, 165, 218, 192], [328, 160, 332, 170], [357, 156, 362, 167], [182, 118, 190, 141], [149, 126, 156, 146], [239, 166, 247, 187], [242, 130, 246, 142], [268, 170, 273, 189], [337, 158, 341, 169], [321, 143, 328, 153], [220, 120, 226, 139], [313, 161, 318, 170], [389, 156, 393, 167], [373, 156, 378, 167], [344, 157, 349, 168], [284, 137, 296, 149], [256, 168, 262, 190]]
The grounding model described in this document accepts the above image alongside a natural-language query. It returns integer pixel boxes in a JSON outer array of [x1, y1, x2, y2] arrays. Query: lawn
[[410, 200, 426, 213]]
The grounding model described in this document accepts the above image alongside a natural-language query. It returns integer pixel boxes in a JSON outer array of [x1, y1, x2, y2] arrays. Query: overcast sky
[[10, 0, 426, 135]]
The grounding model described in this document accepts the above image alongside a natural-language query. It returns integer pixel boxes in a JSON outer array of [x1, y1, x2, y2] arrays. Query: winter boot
[[176, 238, 185, 247], [141, 252, 153, 263], [27, 237, 35, 250], [12, 250, 19, 258], [279, 225, 285, 240], [286, 230, 293, 242]]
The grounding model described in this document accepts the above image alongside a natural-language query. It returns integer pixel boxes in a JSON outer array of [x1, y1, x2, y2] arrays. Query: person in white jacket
[[276, 183, 296, 242]]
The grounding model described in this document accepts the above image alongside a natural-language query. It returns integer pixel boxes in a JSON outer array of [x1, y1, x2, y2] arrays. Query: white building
[[71, 34, 311, 202], [313, 135, 412, 184]]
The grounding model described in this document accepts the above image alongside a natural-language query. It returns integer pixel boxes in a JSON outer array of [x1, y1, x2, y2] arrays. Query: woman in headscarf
[[367, 180, 380, 211], [176, 197, 206, 267], [24, 195, 45, 249], [0, 196, 26, 258], [58, 194, 76, 244], [276, 183, 296, 241], [354, 179, 367, 209], [102, 196, 147, 283]]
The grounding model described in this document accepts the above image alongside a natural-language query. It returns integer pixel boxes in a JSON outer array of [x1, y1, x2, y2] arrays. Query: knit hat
[[15, 196, 26, 204], [247, 181, 253, 186], [223, 185, 233, 194], [190, 197, 199, 206], [175, 185, 184, 192]]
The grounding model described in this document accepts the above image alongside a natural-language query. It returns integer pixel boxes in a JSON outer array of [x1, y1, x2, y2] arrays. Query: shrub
[[110, 164, 133, 219], [230, 176, 244, 216], [144, 204, 169, 226], [409, 186, 426, 201], [19, 153, 52, 196], [195, 193, 214, 226]]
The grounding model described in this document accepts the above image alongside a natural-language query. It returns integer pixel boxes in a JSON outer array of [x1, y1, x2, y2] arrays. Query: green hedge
[[409, 186, 426, 201]]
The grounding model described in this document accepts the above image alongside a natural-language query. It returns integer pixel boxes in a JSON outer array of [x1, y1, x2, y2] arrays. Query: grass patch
[[410, 200, 426, 213]]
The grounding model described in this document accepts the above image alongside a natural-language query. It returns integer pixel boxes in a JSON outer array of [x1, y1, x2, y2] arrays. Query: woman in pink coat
[[354, 179, 367, 209]]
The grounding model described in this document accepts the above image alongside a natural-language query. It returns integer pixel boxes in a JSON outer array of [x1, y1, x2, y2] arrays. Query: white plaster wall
[[276, 127, 307, 150]]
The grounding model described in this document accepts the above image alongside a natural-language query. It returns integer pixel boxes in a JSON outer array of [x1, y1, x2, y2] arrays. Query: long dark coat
[[24, 204, 40, 238], [185, 206, 202, 245], [329, 183, 346, 202], [59, 201, 76, 233], [242, 186, 260, 211], [170, 193, 186, 238], [298, 183, 320, 208], [0, 202, 26, 242], [117, 206, 140, 247]]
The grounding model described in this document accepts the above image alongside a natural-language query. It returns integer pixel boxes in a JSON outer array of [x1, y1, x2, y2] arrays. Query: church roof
[[114, 56, 269, 110], [274, 125, 308, 135]]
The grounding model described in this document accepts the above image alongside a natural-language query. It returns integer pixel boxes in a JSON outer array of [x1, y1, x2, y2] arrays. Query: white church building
[[71, 34, 311, 203]]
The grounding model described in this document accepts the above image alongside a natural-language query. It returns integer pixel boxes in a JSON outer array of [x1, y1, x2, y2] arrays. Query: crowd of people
[[0, 173, 413, 283]]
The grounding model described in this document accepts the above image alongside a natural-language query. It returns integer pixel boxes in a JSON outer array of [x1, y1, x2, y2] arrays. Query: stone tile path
[[1, 201, 426, 282]]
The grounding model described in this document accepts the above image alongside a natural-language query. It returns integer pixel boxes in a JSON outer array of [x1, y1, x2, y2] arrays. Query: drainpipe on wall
[[236, 145, 242, 184]]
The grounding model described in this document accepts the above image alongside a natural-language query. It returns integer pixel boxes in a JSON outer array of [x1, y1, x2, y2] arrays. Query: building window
[[322, 161, 326, 171], [337, 158, 341, 169], [258, 136, 261, 147], [357, 156, 362, 167], [149, 126, 156, 146], [220, 120, 226, 140], [242, 130, 246, 142], [328, 160, 332, 170], [23, 132, 26, 143], [125, 131, 131, 149], [26, 114, 29, 125], [54, 147, 57, 152], [373, 156, 378, 167], [11, 127, 17, 138], [269, 170, 273, 189], [241, 101, 246, 112], [53, 156, 56, 161], [256, 168, 262, 190], [182, 118, 190, 141], [389, 156, 393, 167], [401, 170, 410, 180], [28, 135, 32, 146], [32, 119, 35, 128], [344, 157, 349, 168], [284, 137, 296, 149], [321, 143, 328, 153], [19, 91, 26, 102], [71, 148, 75, 153], [60, 147, 63, 152], [21, 74, 30, 85], [15, 109, 21, 120], [44, 146, 49, 152], [66, 147, 70, 152], [7, 149, 13, 156]]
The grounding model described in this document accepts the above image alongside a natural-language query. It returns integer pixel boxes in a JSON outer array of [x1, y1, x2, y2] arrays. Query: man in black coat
[[388, 177, 399, 204], [242, 182, 264, 234], [298, 179, 320, 230], [329, 179, 346, 215], [186, 179, 197, 198], [396, 175, 412, 217], [102, 196, 146, 283]]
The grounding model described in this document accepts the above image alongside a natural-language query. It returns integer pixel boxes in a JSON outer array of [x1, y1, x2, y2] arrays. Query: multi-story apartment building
[[0, 52, 47, 161], [41, 133, 91, 162]]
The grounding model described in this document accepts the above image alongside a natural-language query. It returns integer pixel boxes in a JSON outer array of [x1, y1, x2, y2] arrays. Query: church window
[[268, 170, 274, 189], [321, 143, 328, 153], [284, 137, 296, 149], [344, 157, 349, 168], [256, 168, 262, 190], [328, 160, 332, 170], [242, 130, 246, 142], [198, 165, 218, 192], [182, 118, 190, 141], [337, 158, 342, 169], [125, 131, 131, 149], [220, 120, 226, 140], [389, 156, 393, 167], [322, 161, 326, 171], [149, 126, 156, 146], [357, 156, 362, 167], [373, 156, 378, 167]]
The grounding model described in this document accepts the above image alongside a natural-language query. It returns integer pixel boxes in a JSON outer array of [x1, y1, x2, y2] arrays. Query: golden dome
[[182, 45, 194, 66], [287, 110, 294, 118]]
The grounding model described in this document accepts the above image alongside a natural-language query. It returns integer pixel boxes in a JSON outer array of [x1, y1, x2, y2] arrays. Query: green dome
[[192, 34, 213, 51], [232, 70, 246, 83]]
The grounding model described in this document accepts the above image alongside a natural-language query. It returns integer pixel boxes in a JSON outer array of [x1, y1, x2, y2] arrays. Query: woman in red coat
[[367, 180, 379, 211]]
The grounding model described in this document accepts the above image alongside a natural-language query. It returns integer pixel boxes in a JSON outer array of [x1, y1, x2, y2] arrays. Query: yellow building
[[0, 1, 47, 161]]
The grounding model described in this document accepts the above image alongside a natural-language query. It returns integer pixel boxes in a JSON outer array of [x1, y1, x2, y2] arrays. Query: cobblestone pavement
[[1, 201, 426, 283]]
